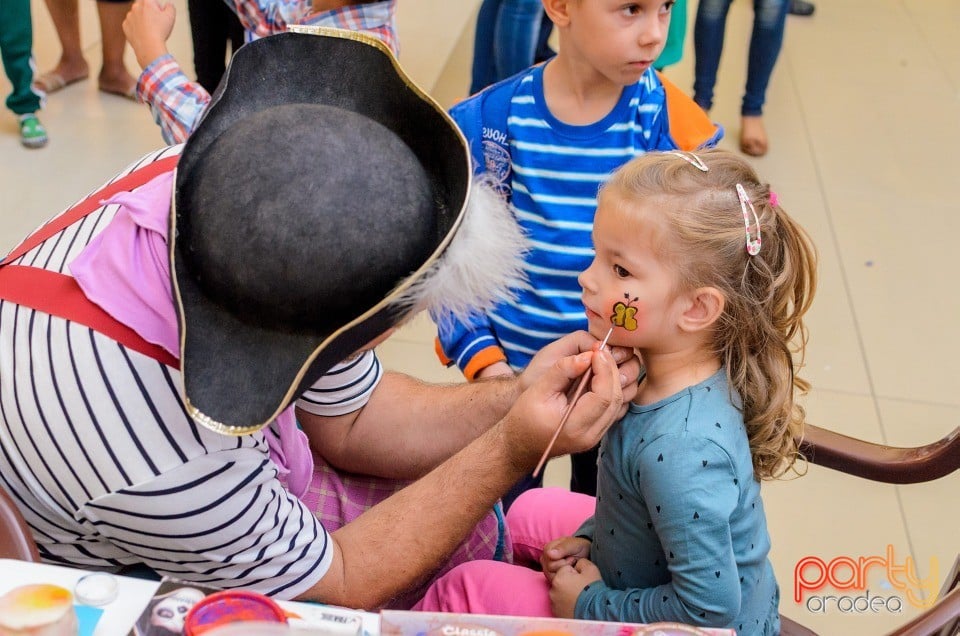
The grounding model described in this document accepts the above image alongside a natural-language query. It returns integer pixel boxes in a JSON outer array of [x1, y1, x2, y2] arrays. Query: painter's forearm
[[310, 372, 521, 479], [303, 423, 525, 608]]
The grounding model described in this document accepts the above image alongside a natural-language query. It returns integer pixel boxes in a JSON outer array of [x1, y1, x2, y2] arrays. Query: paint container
[[183, 590, 287, 636], [0, 584, 78, 636], [73, 573, 118, 607]]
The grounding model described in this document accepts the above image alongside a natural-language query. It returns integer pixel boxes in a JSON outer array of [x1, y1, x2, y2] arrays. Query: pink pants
[[298, 452, 511, 609], [414, 488, 595, 615]]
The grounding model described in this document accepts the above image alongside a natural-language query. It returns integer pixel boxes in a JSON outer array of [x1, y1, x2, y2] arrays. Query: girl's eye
[[621, 4, 640, 16], [614, 264, 631, 278], [660, 1, 675, 15]]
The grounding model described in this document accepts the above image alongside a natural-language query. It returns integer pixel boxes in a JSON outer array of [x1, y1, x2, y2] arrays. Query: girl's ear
[[543, 0, 573, 27], [678, 287, 724, 333]]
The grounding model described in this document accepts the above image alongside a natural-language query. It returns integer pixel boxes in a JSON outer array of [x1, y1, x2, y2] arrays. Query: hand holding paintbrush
[[532, 326, 615, 478]]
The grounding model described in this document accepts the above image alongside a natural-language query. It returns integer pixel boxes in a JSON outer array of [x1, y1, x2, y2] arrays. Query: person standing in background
[[1, 0, 48, 147], [469, 0, 555, 95], [187, 0, 245, 92], [32, 0, 138, 99], [693, 0, 789, 156]]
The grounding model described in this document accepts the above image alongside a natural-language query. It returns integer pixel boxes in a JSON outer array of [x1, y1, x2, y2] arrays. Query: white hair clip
[[671, 151, 709, 172], [736, 183, 762, 256]]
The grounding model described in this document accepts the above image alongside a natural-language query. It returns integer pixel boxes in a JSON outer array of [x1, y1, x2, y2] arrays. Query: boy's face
[[578, 193, 685, 351], [562, 0, 672, 85]]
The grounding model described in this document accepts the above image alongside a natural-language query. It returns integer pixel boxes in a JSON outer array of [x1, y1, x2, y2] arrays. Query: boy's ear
[[677, 287, 724, 333], [542, 0, 573, 27]]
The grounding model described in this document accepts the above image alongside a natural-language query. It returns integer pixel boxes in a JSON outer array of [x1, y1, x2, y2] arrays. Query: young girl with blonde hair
[[415, 148, 818, 636]]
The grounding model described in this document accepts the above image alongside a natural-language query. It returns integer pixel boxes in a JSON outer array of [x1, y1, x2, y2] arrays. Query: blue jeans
[[470, 0, 554, 94], [693, 0, 788, 116]]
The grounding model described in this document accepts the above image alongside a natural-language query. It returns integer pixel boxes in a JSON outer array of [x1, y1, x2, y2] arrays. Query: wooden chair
[[779, 425, 960, 635], [885, 555, 960, 636], [799, 424, 960, 485], [0, 485, 40, 562]]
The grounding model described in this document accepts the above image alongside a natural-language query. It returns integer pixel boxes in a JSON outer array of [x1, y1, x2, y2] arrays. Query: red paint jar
[[183, 590, 287, 636]]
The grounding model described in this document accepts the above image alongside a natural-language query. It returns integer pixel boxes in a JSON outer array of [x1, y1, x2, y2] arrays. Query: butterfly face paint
[[611, 293, 640, 331]]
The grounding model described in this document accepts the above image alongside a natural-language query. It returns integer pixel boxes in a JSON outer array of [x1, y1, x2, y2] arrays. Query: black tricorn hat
[[170, 29, 496, 434]]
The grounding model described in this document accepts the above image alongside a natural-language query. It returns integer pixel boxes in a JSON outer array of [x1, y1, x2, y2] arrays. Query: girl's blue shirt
[[575, 369, 781, 635]]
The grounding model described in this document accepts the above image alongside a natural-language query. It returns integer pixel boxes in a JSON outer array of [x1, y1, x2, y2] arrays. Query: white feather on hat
[[390, 177, 530, 328]]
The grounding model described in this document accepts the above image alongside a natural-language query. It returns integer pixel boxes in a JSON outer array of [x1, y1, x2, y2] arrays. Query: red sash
[[0, 155, 181, 368]]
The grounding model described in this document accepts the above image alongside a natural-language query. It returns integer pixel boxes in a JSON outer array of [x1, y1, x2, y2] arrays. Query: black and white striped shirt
[[0, 148, 382, 598]]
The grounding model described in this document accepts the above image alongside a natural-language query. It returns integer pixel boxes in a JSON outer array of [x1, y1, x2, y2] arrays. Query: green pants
[[0, 0, 42, 115]]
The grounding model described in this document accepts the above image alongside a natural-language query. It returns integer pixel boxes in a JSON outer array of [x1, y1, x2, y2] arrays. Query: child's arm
[[123, 0, 210, 144], [134, 57, 211, 145], [230, 0, 310, 39], [476, 361, 515, 379], [435, 314, 510, 380]]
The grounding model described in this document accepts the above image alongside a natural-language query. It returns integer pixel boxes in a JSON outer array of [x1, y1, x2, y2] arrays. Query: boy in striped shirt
[[436, 0, 722, 502]]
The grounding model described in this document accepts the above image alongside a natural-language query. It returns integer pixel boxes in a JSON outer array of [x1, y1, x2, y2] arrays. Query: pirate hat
[[171, 29, 527, 434]]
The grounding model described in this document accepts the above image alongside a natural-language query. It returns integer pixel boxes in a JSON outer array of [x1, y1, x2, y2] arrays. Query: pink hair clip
[[671, 151, 709, 172], [736, 183, 762, 256], [770, 191, 780, 207]]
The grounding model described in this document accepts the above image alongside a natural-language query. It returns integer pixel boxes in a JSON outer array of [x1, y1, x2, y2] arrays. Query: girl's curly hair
[[603, 149, 818, 480]]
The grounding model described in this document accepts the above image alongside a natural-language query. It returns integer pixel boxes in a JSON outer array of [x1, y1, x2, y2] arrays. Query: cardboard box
[[380, 610, 735, 636]]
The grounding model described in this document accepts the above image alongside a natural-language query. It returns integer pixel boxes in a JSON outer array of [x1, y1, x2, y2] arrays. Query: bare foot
[[98, 67, 138, 99], [739, 115, 769, 157]]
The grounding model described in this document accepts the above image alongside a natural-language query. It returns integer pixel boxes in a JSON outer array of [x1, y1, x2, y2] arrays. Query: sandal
[[32, 70, 89, 94], [19, 114, 48, 149], [98, 85, 138, 102]]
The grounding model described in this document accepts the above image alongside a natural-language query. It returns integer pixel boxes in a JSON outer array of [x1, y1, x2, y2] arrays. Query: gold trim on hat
[[185, 399, 265, 436]]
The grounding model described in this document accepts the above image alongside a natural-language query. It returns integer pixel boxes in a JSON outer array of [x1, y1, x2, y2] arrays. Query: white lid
[[74, 572, 119, 607]]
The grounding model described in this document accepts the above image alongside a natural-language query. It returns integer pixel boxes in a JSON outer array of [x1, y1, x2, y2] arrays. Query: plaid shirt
[[136, 0, 397, 144]]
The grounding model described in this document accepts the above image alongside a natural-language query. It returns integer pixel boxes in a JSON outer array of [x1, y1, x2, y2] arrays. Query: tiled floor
[[1, 1, 957, 634]]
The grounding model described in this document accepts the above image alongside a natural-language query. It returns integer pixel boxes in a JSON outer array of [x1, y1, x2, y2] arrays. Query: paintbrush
[[532, 326, 615, 478]]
